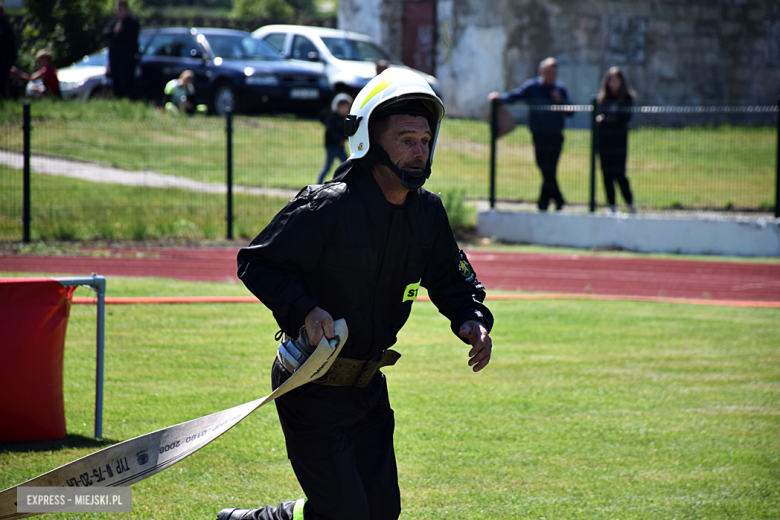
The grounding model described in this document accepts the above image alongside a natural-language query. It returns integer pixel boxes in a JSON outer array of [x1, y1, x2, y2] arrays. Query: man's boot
[[217, 498, 303, 520]]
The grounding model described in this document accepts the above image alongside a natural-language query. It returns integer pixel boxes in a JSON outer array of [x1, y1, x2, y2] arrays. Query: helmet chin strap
[[365, 144, 431, 190]]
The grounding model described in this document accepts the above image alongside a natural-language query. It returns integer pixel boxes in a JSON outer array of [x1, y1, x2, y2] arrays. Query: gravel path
[[0, 150, 299, 199]]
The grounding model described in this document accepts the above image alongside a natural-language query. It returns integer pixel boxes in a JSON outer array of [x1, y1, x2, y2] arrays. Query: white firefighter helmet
[[331, 92, 353, 112], [344, 68, 444, 168]]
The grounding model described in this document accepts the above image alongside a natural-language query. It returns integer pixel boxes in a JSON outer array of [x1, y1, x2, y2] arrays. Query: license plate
[[290, 88, 319, 100]]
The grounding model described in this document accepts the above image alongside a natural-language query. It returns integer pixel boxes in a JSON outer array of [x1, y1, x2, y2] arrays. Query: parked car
[[137, 27, 332, 115], [25, 47, 112, 99], [251, 25, 442, 99]]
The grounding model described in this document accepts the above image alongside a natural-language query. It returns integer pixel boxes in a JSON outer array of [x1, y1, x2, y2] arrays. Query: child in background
[[316, 93, 353, 184], [164, 70, 195, 115], [11, 49, 60, 98]]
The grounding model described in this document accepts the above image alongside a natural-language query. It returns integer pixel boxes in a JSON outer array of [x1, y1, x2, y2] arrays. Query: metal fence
[[0, 102, 777, 242], [489, 101, 778, 213]]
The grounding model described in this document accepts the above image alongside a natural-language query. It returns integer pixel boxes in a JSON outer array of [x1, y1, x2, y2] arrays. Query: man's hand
[[458, 320, 492, 372], [305, 306, 335, 347], [487, 91, 501, 101]]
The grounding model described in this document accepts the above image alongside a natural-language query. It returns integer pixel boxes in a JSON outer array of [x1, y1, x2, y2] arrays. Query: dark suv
[[137, 27, 332, 115]]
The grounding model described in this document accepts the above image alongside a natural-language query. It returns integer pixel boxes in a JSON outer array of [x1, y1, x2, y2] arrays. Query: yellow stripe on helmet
[[360, 76, 393, 108]]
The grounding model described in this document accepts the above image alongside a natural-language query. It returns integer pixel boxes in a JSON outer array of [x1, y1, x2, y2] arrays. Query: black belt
[[314, 349, 401, 388]]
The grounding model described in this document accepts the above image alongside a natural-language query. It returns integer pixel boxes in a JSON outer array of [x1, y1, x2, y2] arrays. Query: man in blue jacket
[[489, 57, 573, 211]]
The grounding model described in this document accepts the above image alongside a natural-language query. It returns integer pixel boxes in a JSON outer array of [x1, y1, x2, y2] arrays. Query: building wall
[[338, 0, 391, 54], [339, 0, 780, 118]]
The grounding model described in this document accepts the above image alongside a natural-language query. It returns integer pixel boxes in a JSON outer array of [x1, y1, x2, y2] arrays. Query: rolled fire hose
[[0, 319, 348, 519]]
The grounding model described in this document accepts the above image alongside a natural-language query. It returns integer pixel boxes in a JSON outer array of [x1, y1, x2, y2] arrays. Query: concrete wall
[[477, 211, 780, 257], [436, 0, 508, 117], [339, 0, 780, 118], [338, 0, 387, 46]]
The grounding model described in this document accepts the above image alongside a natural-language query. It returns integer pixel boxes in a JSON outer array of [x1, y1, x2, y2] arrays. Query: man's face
[[377, 114, 431, 174], [116, 3, 128, 18], [539, 63, 557, 85]]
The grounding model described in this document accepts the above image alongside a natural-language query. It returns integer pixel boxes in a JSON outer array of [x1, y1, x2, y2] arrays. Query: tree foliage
[[18, 0, 317, 70], [232, 0, 314, 19], [20, 0, 143, 70]]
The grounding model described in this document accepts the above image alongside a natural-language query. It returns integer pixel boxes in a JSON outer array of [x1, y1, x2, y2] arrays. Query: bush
[[232, 0, 294, 18], [19, 0, 143, 71], [439, 188, 474, 231]]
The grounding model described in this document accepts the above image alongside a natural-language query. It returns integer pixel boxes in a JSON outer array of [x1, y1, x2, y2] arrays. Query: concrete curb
[[477, 210, 780, 257]]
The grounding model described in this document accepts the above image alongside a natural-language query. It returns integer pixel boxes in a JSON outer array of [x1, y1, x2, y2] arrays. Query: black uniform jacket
[[237, 160, 493, 361]]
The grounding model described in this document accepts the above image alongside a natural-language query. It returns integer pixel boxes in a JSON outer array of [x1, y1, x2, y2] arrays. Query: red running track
[[0, 247, 778, 302]]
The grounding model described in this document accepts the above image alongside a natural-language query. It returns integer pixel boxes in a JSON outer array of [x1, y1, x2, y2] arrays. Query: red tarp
[[0, 278, 76, 443]]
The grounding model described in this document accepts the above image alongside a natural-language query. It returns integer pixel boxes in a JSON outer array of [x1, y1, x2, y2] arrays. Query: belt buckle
[[354, 350, 385, 388]]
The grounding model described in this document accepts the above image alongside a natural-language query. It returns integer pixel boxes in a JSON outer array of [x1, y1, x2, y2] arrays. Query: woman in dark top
[[596, 66, 636, 213]]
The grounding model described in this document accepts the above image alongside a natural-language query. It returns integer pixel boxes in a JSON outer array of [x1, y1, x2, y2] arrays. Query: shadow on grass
[[0, 434, 117, 453]]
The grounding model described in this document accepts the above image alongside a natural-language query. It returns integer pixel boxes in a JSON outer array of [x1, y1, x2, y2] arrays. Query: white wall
[[477, 211, 780, 257], [436, 0, 507, 118], [337, 0, 385, 45]]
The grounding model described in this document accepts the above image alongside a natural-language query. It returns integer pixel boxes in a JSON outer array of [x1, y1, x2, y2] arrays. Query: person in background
[[595, 66, 637, 213], [315, 92, 352, 184], [10, 49, 60, 98], [103, 0, 139, 99], [375, 59, 389, 76], [488, 57, 573, 212], [164, 70, 195, 115], [0, 1, 17, 100]]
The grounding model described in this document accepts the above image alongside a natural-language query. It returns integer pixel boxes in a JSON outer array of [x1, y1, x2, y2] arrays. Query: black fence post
[[226, 111, 234, 240], [776, 99, 779, 219], [589, 99, 597, 213], [489, 98, 497, 209], [23, 103, 31, 243]]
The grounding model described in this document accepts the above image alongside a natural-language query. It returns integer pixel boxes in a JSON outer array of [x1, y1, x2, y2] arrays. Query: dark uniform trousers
[[532, 132, 566, 210], [245, 359, 401, 520]]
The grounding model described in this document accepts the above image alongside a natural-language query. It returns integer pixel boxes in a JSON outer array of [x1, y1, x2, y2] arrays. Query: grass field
[[0, 168, 290, 241], [1, 275, 778, 518], [0, 99, 775, 215]]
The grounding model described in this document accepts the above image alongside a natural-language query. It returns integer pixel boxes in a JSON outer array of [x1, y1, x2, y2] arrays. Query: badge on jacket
[[456, 250, 483, 290]]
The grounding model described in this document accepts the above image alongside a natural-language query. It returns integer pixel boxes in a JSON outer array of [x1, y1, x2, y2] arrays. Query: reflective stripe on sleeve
[[403, 278, 421, 302]]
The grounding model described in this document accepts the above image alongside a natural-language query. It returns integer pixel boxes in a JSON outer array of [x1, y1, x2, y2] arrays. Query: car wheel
[[213, 83, 236, 116]]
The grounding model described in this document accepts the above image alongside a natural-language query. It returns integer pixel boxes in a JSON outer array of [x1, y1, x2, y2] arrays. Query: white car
[[59, 48, 114, 99], [251, 24, 442, 99]]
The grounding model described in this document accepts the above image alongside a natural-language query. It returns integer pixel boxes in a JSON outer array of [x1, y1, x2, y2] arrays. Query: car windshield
[[205, 34, 280, 60], [75, 48, 108, 67], [320, 37, 397, 63]]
